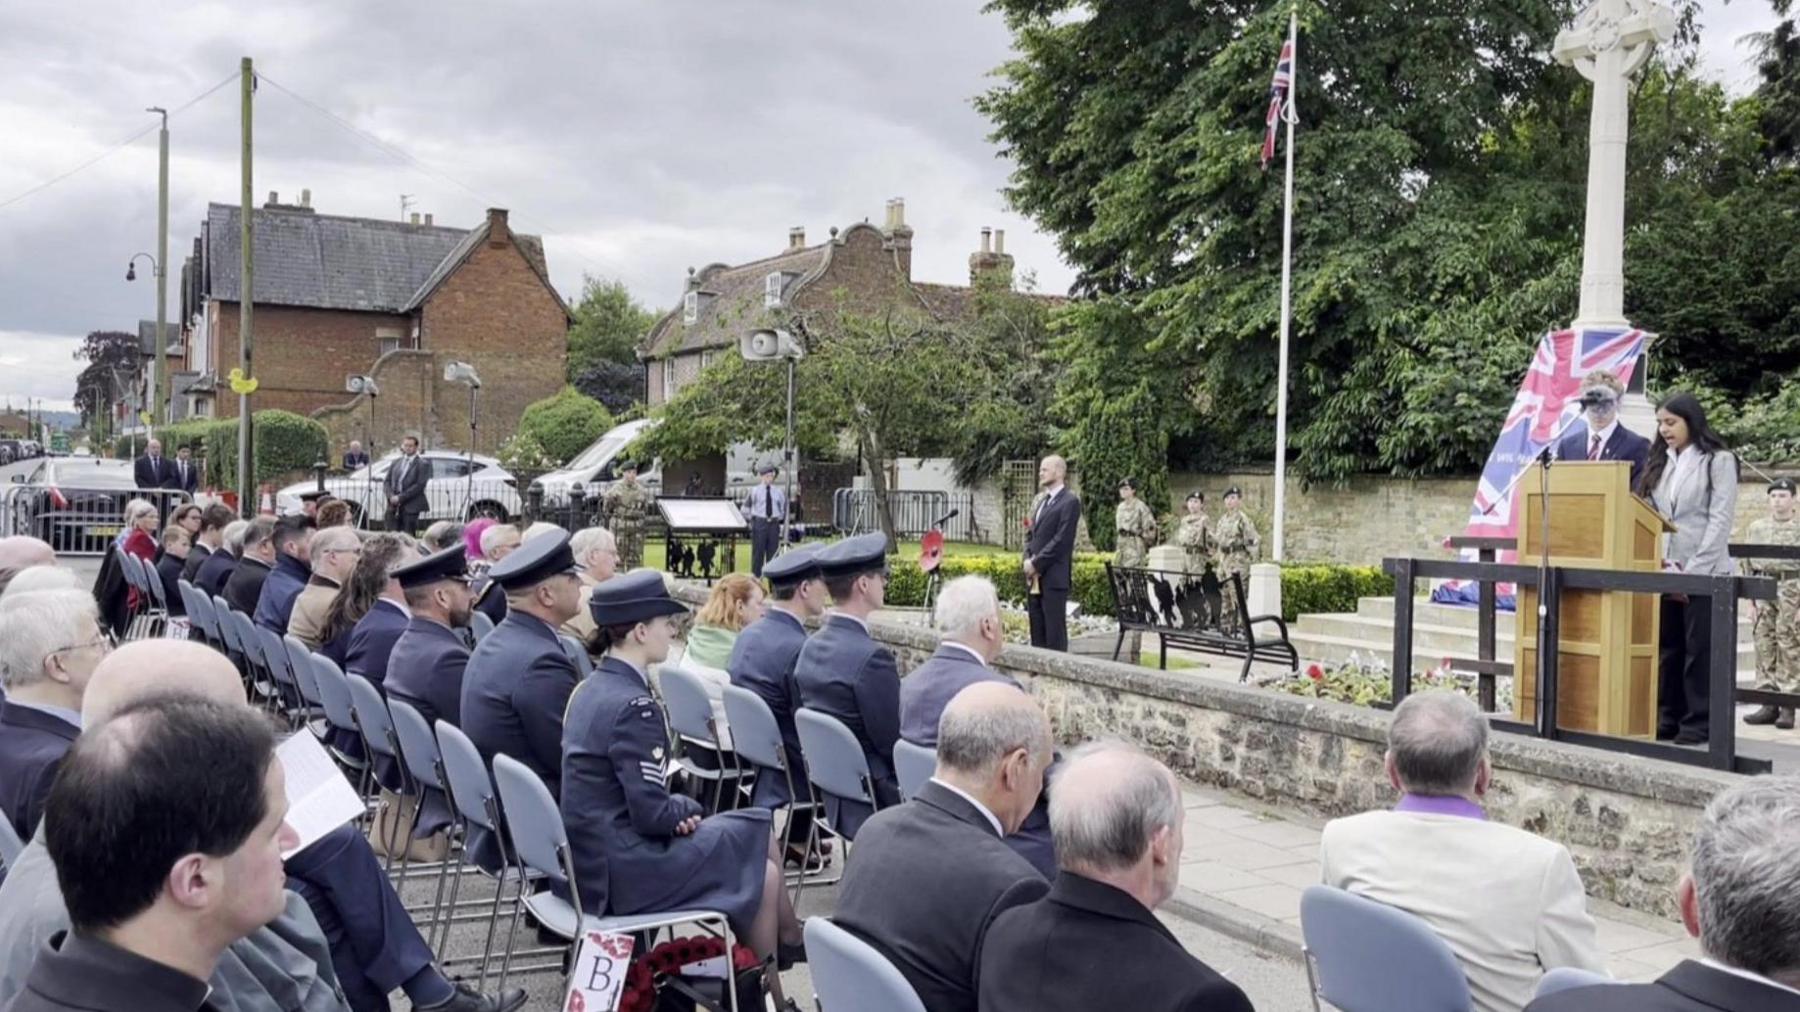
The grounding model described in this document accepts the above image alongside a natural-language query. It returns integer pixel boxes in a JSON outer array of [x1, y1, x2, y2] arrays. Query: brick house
[[180, 192, 570, 457], [641, 198, 1039, 406]]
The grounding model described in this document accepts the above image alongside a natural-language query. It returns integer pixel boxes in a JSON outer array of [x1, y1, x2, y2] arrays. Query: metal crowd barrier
[[298, 478, 522, 530], [2, 484, 194, 556], [831, 489, 975, 541]]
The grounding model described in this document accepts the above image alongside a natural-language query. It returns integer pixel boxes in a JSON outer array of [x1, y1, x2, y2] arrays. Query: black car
[[8, 457, 180, 553]]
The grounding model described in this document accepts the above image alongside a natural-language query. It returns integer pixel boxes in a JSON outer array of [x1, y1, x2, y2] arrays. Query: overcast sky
[[0, 1, 1782, 412]]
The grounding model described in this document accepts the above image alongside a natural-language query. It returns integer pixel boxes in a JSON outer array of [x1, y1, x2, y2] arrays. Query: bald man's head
[[0, 536, 56, 596], [82, 640, 246, 726], [1038, 455, 1067, 487], [936, 682, 1053, 832]]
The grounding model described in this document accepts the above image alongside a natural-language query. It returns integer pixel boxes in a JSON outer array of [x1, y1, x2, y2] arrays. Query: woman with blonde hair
[[665, 572, 766, 770]]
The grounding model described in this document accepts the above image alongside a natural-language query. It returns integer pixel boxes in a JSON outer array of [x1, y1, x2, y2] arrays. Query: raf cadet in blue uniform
[[562, 571, 806, 976], [385, 544, 475, 839], [460, 529, 584, 801], [792, 532, 902, 839], [727, 544, 830, 863]]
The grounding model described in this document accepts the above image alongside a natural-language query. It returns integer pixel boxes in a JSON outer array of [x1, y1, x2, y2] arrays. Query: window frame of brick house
[[375, 326, 405, 358]]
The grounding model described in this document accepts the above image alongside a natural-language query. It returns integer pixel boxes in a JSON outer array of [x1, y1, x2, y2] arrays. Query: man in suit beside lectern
[[1555, 369, 1651, 488]]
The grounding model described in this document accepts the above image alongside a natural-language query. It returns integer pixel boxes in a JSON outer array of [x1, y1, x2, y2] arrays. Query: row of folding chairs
[[115, 550, 170, 641]]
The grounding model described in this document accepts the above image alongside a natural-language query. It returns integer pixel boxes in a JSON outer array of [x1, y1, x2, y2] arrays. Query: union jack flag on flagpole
[[1261, 21, 1296, 171], [1461, 326, 1652, 559]]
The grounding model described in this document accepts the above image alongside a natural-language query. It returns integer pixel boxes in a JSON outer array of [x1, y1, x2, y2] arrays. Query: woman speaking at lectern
[[1637, 392, 1739, 746]]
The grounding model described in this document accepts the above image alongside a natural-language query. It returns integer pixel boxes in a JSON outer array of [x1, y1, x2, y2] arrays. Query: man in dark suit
[[222, 517, 277, 616], [1527, 776, 1800, 1012], [900, 573, 1056, 878], [793, 532, 903, 839], [342, 440, 371, 472], [979, 743, 1254, 1012], [195, 519, 247, 599], [1553, 369, 1651, 488], [384, 436, 432, 534], [727, 545, 826, 856], [131, 438, 171, 491], [1023, 454, 1081, 652], [461, 530, 584, 801], [386, 546, 475, 840], [169, 445, 200, 495], [0, 589, 105, 838], [834, 682, 1054, 1012], [181, 505, 234, 584]]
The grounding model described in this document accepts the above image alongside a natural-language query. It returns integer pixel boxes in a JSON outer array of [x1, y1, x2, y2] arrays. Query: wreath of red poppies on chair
[[618, 935, 761, 1012]]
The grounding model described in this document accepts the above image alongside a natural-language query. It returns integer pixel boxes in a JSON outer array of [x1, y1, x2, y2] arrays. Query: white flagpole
[[1272, 9, 1298, 563]]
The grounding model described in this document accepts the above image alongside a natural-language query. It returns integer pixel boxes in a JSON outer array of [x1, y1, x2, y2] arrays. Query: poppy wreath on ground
[[618, 935, 761, 1012]]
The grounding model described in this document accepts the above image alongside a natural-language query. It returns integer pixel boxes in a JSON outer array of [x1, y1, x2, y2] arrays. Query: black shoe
[[777, 937, 809, 971], [1656, 727, 1678, 741], [1778, 709, 1796, 730], [418, 983, 528, 1012], [1744, 706, 1781, 726], [1673, 732, 1708, 746]]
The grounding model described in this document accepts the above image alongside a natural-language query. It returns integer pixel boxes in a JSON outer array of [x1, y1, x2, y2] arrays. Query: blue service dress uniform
[[562, 656, 772, 932], [385, 616, 471, 837], [726, 609, 810, 809], [793, 613, 903, 837], [461, 611, 578, 799]]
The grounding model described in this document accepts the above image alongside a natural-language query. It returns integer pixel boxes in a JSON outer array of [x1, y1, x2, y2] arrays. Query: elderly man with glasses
[[289, 526, 362, 650], [0, 589, 112, 839]]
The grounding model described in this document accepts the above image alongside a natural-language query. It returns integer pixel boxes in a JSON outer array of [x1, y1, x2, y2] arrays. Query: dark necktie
[[1588, 434, 1603, 461], [764, 485, 772, 519]]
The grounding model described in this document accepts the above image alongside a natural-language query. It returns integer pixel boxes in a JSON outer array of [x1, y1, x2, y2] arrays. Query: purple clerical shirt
[[1394, 794, 1487, 820]]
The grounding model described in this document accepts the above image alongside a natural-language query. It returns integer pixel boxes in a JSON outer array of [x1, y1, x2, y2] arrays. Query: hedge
[[113, 412, 328, 488], [518, 386, 613, 466], [882, 551, 1386, 622]]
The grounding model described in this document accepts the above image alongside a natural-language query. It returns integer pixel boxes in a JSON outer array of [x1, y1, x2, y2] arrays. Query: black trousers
[[388, 508, 421, 535], [749, 518, 780, 577], [1658, 595, 1714, 740], [1028, 588, 1070, 652]]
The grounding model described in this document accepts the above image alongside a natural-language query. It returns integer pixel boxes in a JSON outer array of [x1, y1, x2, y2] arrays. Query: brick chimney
[[788, 227, 806, 250], [968, 226, 1014, 287], [485, 208, 511, 248], [883, 197, 914, 279]]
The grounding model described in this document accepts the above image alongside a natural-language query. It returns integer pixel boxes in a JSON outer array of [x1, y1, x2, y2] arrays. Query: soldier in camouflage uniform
[[1744, 477, 1800, 730], [1175, 491, 1212, 575], [1212, 487, 1261, 636], [1113, 477, 1160, 568], [603, 460, 653, 570]]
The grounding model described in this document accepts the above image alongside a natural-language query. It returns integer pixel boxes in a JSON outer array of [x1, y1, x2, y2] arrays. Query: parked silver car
[[276, 450, 520, 525]]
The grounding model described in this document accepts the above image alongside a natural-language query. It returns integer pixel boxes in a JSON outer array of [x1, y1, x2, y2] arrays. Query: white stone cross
[[1554, 0, 1676, 328]]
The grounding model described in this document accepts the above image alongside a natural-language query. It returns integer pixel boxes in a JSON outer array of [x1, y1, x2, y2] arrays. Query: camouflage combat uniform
[[1745, 515, 1800, 696], [1212, 509, 1261, 636], [604, 477, 653, 570], [1175, 511, 1212, 575], [1114, 497, 1160, 568]]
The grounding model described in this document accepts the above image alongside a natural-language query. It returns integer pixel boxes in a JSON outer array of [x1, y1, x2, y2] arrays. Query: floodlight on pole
[[443, 361, 481, 517]]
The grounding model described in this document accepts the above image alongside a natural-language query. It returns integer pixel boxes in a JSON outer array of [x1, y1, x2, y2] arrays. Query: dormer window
[[764, 272, 785, 309], [683, 291, 699, 325]]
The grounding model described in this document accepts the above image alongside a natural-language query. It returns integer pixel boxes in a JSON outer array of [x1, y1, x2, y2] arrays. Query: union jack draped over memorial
[[1463, 326, 1651, 550], [1261, 33, 1295, 171]]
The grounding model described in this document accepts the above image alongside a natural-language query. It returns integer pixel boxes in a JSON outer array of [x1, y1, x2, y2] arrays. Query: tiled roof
[[642, 243, 831, 359], [202, 204, 550, 314]]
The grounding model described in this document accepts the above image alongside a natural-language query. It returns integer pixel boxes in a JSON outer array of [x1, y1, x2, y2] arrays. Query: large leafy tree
[[71, 330, 140, 435], [566, 275, 659, 414]]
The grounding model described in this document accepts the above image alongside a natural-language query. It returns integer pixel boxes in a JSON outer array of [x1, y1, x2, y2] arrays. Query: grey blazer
[[1651, 449, 1738, 576]]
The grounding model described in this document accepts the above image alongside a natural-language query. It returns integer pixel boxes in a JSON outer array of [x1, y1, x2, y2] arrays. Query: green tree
[[567, 275, 658, 379], [71, 330, 140, 437], [517, 386, 614, 466]]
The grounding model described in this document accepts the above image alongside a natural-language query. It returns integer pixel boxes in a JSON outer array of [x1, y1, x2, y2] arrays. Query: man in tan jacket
[[288, 526, 362, 649]]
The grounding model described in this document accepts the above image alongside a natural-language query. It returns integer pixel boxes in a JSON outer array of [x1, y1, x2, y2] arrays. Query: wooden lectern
[[1513, 461, 1672, 737]]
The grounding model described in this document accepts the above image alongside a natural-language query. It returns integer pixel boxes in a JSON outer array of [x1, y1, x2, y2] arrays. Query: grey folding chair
[[557, 634, 593, 676], [232, 612, 279, 712], [434, 722, 556, 993], [805, 917, 926, 1012], [0, 808, 22, 869], [469, 610, 495, 642], [490, 754, 743, 1012], [345, 673, 415, 879], [310, 655, 372, 796], [1299, 885, 1473, 1012], [721, 685, 834, 901], [1533, 967, 1612, 998], [795, 707, 880, 842], [257, 626, 303, 726], [282, 635, 329, 737], [658, 665, 740, 814], [388, 699, 458, 954], [182, 581, 215, 645], [892, 739, 936, 802]]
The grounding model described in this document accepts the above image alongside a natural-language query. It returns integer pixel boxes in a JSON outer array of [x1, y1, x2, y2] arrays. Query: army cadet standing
[[1745, 477, 1800, 730], [604, 460, 653, 570], [1112, 477, 1159, 568], [1212, 487, 1261, 636], [1175, 491, 1212, 575]]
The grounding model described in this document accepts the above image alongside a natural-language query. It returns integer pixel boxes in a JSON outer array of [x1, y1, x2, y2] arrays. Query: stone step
[[1355, 595, 1756, 637]]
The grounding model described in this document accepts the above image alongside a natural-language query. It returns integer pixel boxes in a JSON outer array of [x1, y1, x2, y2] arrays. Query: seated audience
[[155, 524, 190, 616], [0, 639, 524, 1012], [469, 522, 522, 626], [288, 526, 360, 649], [6, 695, 297, 1012], [195, 519, 249, 599], [385, 546, 476, 843], [254, 517, 317, 633], [562, 570, 804, 975], [670, 571, 767, 751], [900, 574, 1055, 876], [832, 682, 1054, 1012], [1320, 690, 1606, 1012], [223, 518, 278, 616], [323, 533, 415, 679], [793, 532, 903, 838], [1527, 774, 1800, 1010], [0, 590, 107, 838], [420, 520, 463, 552], [181, 505, 235, 584], [979, 742, 1254, 1012], [0, 536, 56, 598], [316, 499, 353, 529], [2, 566, 79, 602], [559, 526, 619, 648]]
